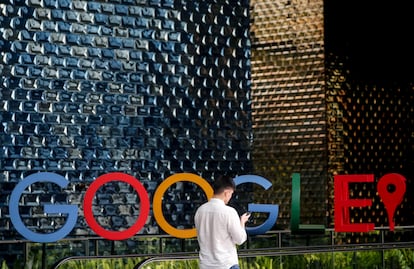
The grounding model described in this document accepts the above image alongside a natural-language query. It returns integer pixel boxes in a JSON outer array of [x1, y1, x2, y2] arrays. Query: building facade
[[0, 0, 413, 263]]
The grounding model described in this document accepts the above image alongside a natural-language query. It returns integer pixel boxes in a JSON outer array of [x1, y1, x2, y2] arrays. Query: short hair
[[212, 174, 236, 194]]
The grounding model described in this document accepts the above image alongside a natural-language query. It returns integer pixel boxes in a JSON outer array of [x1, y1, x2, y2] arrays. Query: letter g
[[234, 175, 279, 236], [9, 172, 78, 243]]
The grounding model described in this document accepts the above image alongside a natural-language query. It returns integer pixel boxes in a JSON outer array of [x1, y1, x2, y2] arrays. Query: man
[[194, 174, 251, 269]]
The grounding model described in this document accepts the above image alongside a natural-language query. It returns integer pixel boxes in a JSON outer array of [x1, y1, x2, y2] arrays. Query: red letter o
[[84, 173, 150, 240]]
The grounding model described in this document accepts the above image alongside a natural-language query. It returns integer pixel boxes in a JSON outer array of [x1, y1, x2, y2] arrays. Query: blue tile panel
[[0, 0, 252, 239]]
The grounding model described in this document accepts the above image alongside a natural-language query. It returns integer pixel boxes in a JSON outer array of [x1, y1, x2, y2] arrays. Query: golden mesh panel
[[252, 0, 414, 238], [250, 0, 326, 227]]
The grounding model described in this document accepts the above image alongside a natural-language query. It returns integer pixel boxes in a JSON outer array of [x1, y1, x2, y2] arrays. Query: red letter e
[[334, 175, 375, 232]]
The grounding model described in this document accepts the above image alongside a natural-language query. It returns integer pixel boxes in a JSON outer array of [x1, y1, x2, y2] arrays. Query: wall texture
[[249, 0, 327, 227], [0, 0, 252, 252], [0, 0, 413, 262], [249, 0, 413, 236]]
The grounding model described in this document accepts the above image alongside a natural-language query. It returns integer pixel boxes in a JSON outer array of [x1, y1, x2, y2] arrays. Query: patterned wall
[[0, 0, 252, 247], [1, 0, 413, 261], [249, 0, 326, 227], [324, 1, 414, 241], [249, 0, 413, 234], [325, 67, 414, 240]]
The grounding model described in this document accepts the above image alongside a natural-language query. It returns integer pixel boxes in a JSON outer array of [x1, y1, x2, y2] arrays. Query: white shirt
[[194, 198, 247, 269]]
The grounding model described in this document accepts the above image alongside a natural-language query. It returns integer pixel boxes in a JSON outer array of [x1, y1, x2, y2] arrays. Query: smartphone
[[245, 212, 253, 224]]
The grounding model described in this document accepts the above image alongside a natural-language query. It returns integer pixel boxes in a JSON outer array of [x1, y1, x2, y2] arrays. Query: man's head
[[212, 174, 236, 204]]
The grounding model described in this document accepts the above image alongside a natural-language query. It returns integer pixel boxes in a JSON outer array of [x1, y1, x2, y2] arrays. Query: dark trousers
[[229, 265, 240, 269]]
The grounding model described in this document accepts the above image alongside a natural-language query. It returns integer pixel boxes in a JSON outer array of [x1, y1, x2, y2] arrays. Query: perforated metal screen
[[0, 0, 413, 257], [249, 0, 327, 227]]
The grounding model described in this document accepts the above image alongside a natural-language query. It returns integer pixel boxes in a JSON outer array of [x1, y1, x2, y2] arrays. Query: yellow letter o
[[153, 173, 213, 238]]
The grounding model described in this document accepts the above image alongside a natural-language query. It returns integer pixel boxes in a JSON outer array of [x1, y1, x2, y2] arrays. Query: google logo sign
[[9, 172, 279, 243]]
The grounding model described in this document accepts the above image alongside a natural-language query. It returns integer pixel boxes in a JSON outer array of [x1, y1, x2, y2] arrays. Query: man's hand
[[240, 212, 251, 226]]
